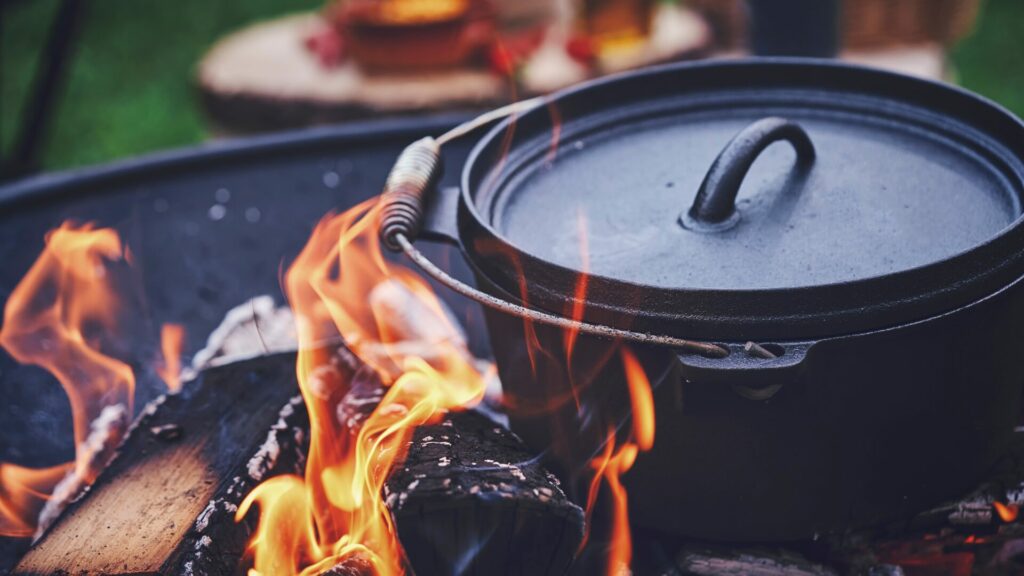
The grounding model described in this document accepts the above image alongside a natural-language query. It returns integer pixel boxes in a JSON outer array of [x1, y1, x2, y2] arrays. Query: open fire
[[236, 199, 491, 575], [6, 54, 1024, 573], [0, 223, 183, 539], [0, 196, 652, 574], [235, 197, 650, 575], [5, 184, 1024, 576]]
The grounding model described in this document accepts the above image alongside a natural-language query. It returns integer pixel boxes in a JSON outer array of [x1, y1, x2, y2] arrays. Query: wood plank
[[166, 394, 307, 575], [13, 351, 301, 576]]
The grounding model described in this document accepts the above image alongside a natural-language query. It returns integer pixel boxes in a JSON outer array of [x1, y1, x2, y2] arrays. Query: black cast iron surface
[[0, 115, 481, 472], [455, 59, 1024, 341], [409, 59, 1024, 540]]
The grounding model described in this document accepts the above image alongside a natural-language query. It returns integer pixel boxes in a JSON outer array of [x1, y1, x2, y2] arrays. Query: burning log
[[31, 403, 131, 538], [10, 250, 583, 573], [338, 360, 585, 576], [388, 410, 584, 575], [674, 546, 838, 576], [675, 541, 835, 573], [173, 394, 307, 576], [11, 340, 581, 575], [317, 553, 377, 576], [11, 352, 304, 576]]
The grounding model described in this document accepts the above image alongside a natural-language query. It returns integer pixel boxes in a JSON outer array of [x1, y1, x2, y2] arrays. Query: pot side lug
[[421, 185, 461, 245], [676, 341, 815, 393]]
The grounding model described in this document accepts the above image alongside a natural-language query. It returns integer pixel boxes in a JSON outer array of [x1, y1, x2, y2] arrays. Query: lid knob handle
[[685, 117, 815, 230]]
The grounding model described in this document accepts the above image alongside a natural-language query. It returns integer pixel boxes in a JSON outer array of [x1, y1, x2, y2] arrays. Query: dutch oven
[[378, 59, 1024, 540]]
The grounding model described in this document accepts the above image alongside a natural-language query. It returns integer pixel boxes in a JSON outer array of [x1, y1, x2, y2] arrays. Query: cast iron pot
[[381, 59, 1024, 540]]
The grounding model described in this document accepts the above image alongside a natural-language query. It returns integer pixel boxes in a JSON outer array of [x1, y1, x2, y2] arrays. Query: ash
[[184, 295, 296, 380], [33, 403, 130, 540], [178, 394, 308, 576], [247, 395, 305, 482]]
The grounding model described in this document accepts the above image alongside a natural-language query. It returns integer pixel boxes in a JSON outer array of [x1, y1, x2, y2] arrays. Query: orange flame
[[489, 207, 614, 418], [620, 348, 654, 452], [0, 222, 135, 536], [157, 323, 185, 393], [598, 347, 656, 575], [577, 347, 654, 574], [474, 199, 650, 575], [604, 442, 638, 576], [563, 211, 590, 372], [0, 463, 72, 537], [581, 431, 642, 576], [237, 200, 487, 575], [994, 501, 1019, 523]]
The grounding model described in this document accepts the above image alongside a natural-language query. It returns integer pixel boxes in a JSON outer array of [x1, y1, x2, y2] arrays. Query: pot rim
[[457, 58, 1024, 341]]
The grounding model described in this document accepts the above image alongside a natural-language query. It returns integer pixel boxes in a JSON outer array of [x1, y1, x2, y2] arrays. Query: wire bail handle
[[376, 102, 729, 359]]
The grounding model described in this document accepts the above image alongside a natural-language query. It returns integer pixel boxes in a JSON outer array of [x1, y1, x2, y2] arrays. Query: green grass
[[1, 0, 1022, 172], [1, 0, 320, 171], [950, 0, 1024, 117]]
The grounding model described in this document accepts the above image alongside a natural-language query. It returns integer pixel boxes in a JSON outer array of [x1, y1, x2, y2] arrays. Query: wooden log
[[197, 10, 711, 134], [675, 546, 837, 576], [337, 362, 585, 576], [387, 410, 584, 576], [12, 338, 581, 576], [12, 351, 303, 576], [198, 14, 506, 134], [317, 553, 376, 576], [170, 394, 308, 576]]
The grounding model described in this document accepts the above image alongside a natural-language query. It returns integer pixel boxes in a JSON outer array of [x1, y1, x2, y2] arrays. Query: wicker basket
[[685, 0, 981, 50]]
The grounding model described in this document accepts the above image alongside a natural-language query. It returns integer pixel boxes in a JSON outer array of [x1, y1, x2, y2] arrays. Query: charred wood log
[[171, 394, 308, 576], [12, 351, 303, 576], [13, 341, 581, 576], [674, 546, 838, 576], [338, 367, 585, 576], [387, 410, 584, 576], [317, 553, 376, 576]]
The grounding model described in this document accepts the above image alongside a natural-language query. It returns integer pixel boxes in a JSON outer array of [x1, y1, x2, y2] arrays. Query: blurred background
[[1, 0, 1021, 176]]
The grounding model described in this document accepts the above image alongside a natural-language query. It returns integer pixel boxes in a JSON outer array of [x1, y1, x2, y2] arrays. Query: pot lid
[[459, 60, 1024, 339], [497, 111, 1017, 290]]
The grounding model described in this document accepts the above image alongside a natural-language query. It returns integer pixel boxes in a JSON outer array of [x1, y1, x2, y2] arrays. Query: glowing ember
[[994, 501, 1018, 523], [0, 222, 135, 537], [158, 323, 186, 393], [237, 200, 487, 575]]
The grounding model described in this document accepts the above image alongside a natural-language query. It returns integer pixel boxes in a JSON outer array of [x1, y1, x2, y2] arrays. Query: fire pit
[[2, 60, 1024, 576]]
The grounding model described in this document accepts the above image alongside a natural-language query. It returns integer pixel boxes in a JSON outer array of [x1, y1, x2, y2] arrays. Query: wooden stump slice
[[198, 14, 508, 134]]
